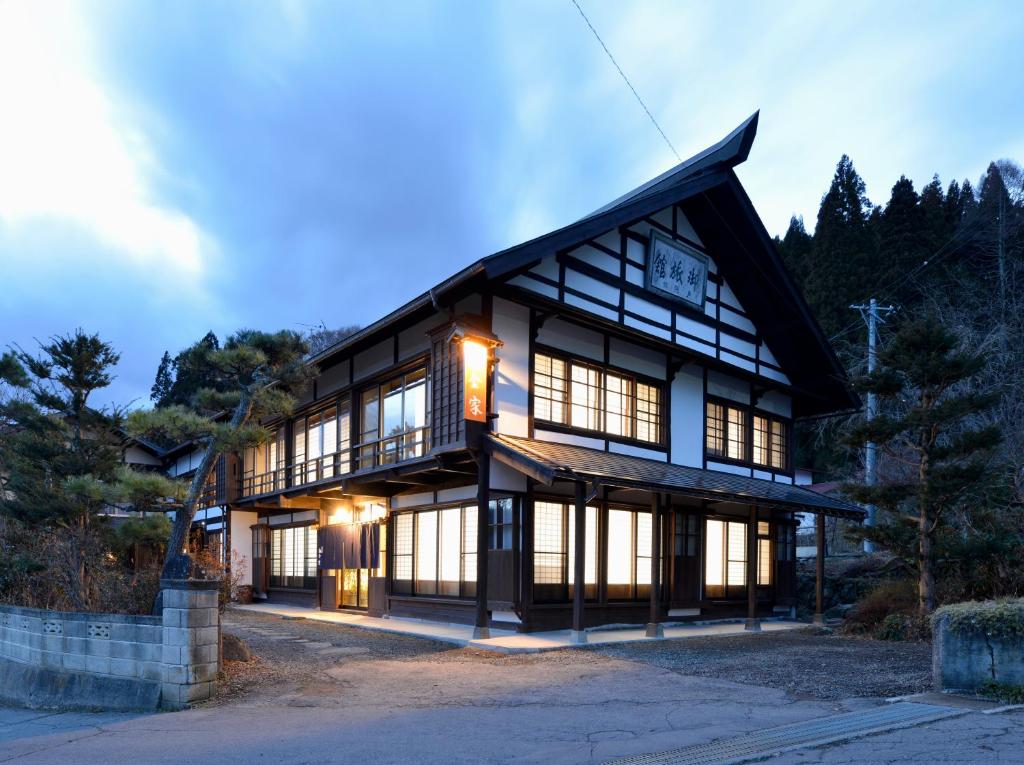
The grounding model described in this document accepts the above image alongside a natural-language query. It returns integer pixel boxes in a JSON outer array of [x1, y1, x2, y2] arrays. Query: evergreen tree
[[128, 329, 312, 582], [0, 332, 179, 609], [805, 155, 877, 337], [151, 331, 226, 409], [844, 317, 1000, 616], [151, 351, 173, 404], [877, 176, 924, 293], [776, 216, 813, 287]]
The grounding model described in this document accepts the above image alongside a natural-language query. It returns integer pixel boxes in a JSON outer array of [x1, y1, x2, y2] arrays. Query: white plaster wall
[[123, 446, 161, 468], [535, 318, 603, 362], [670, 364, 703, 467], [229, 510, 258, 586], [609, 337, 665, 379], [758, 390, 792, 418], [608, 441, 665, 461], [491, 461, 527, 492], [533, 428, 604, 451], [492, 298, 530, 438], [707, 370, 750, 404]]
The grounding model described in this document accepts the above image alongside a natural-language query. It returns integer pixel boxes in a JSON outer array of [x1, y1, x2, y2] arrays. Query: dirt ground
[[218, 610, 933, 706]]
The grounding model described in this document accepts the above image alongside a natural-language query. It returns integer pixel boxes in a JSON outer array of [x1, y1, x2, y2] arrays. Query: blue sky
[[2, 0, 1022, 408]]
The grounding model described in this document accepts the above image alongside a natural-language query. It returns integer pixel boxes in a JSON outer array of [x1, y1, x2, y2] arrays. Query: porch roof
[[486, 434, 865, 520]]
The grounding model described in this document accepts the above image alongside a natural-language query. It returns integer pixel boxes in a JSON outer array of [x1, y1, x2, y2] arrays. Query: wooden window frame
[[704, 395, 793, 475], [531, 346, 666, 449]]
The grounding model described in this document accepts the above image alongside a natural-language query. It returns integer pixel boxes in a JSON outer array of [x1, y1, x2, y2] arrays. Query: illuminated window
[[726, 408, 747, 461], [358, 368, 429, 469], [753, 414, 788, 470], [393, 514, 413, 594], [705, 403, 725, 456], [704, 519, 747, 598], [607, 508, 652, 601], [438, 507, 461, 597], [415, 510, 438, 595], [532, 352, 662, 444], [269, 525, 317, 589], [570, 363, 602, 431], [242, 427, 285, 495], [757, 520, 772, 586], [567, 505, 598, 600], [533, 502, 566, 591], [534, 354, 568, 424], [392, 504, 482, 599]]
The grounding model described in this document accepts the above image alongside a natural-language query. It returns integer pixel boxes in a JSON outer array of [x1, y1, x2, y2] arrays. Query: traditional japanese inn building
[[214, 113, 864, 637]]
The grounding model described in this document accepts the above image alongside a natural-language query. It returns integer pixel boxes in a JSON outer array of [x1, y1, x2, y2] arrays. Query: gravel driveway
[[220, 611, 932, 705]]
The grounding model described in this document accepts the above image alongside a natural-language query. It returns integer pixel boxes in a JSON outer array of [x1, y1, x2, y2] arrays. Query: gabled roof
[[488, 434, 864, 519], [310, 114, 856, 416]]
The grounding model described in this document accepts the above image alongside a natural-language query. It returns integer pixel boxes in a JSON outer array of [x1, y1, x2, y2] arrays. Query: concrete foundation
[[933, 613, 1024, 692]]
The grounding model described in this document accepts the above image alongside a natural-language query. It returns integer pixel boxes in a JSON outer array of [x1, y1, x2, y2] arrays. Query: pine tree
[[152, 331, 227, 409], [128, 329, 312, 582], [844, 317, 1000, 616], [0, 332, 180, 609]]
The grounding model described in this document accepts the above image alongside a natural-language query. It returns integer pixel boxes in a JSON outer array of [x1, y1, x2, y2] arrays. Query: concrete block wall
[[0, 579, 221, 710], [159, 579, 221, 707]]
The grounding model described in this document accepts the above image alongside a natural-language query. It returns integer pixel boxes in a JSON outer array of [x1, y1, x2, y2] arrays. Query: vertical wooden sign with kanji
[[462, 339, 488, 423]]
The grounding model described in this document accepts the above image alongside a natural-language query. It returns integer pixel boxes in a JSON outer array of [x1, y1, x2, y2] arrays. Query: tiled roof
[[487, 434, 864, 519]]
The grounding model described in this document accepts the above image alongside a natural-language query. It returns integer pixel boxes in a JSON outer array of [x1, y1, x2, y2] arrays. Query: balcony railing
[[240, 427, 431, 497], [355, 427, 431, 472]]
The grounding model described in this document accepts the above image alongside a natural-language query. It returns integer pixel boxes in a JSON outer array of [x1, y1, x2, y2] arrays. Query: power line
[[569, 0, 682, 163]]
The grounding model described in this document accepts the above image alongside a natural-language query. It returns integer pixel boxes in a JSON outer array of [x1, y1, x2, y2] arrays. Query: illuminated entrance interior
[[322, 501, 387, 610]]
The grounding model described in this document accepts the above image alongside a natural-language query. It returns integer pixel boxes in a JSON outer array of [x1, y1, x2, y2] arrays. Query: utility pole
[[851, 298, 895, 553]]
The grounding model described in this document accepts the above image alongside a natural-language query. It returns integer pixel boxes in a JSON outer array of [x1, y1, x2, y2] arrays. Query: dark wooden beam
[[814, 512, 825, 625], [571, 480, 587, 643], [646, 494, 664, 638], [474, 450, 491, 639]]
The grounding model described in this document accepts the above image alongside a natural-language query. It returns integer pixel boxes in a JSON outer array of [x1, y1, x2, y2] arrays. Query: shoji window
[[533, 501, 566, 602], [393, 513, 413, 595], [705, 402, 748, 462], [757, 521, 772, 586], [606, 508, 651, 601], [269, 525, 317, 590], [532, 352, 663, 445], [753, 414, 788, 470], [567, 505, 597, 600], [705, 519, 748, 599], [415, 510, 438, 595]]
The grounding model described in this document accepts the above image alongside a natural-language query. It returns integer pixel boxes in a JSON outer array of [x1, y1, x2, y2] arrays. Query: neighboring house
[[796, 481, 863, 558], [207, 114, 863, 634]]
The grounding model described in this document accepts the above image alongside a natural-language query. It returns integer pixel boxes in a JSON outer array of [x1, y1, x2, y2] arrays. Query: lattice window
[[534, 353, 568, 425], [635, 382, 661, 444], [570, 362, 602, 431], [726, 407, 747, 461], [533, 501, 566, 586], [706, 402, 725, 456]]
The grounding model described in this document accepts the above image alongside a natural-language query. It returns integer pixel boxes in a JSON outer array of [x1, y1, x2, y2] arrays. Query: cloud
[[0, 1, 216, 294]]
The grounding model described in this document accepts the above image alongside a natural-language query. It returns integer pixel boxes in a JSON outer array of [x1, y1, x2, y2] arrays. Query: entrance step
[[603, 702, 965, 765]]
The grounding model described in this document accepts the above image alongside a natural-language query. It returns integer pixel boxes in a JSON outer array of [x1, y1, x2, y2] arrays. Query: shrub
[[843, 579, 918, 635], [932, 599, 1024, 639], [978, 680, 1024, 704], [874, 613, 929, 641]]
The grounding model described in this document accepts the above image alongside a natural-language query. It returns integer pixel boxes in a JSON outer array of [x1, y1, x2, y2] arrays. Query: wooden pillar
[[474, 451, 490, 639], [571, 480, 587, 643], [745, 506, 761, 631], [646, 494, 664, 638], [814, 512, 825, 625]]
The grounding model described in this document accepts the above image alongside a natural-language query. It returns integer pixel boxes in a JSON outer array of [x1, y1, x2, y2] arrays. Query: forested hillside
[[775, 155, 1024, 482]]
